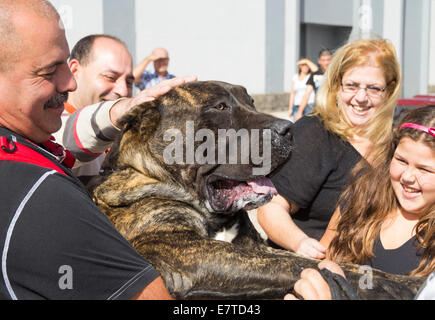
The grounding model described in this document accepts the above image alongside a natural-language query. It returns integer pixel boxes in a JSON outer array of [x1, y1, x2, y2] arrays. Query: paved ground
[[269, 110, 290, 120]]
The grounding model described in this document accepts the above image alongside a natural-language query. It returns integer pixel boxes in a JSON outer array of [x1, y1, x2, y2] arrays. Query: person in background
[[294, 49, 332, 121], [258, 38, 402, 259], [133, 47, 175, 91], [321, 106, 435, 277], [54, 34, 135, 185], [288, 58, 318, 121]]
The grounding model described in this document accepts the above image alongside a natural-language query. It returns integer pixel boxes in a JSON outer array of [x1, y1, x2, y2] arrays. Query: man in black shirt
[[0, 0, 192, 300], [294, 49, 332, 121]]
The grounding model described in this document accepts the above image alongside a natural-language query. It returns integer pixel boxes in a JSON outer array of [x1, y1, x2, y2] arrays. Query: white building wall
[[382, 0, 403, 64], [283, 0, 300, 93], [49, 0, 104, 50], [49, 0, 435, 95], [135, 0, 267, 94], [429, 0, 435, 90]]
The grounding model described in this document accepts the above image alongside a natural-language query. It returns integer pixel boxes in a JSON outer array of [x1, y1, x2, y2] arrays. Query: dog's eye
[[216, 103, 228, 111]]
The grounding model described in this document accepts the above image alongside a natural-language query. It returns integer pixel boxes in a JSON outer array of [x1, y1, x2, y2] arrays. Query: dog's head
[[107, 81, 292, 213]]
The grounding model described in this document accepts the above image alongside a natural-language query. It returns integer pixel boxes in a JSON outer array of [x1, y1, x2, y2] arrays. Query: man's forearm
[[133, 57, 152, 83], [54, 100, 122, 165]]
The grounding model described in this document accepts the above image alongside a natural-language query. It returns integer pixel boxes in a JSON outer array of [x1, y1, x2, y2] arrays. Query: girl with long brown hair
[[322, 106, 435, 276]]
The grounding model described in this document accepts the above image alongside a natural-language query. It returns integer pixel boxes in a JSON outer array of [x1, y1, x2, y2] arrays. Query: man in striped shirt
[[53, 34, 135, 185], [133, 48, 176, 91]]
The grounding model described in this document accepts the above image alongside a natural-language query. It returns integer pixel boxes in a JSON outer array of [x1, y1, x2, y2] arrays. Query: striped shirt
[[135, 71, 176, 91], [53, 100, 124, 177]]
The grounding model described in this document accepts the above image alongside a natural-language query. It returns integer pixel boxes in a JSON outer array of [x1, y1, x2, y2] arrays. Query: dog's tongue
[[210, 177, 278, 212], [246, 177, 277, 196]]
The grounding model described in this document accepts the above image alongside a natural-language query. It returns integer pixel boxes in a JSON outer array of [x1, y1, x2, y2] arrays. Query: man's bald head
[[152, 48, 169, 59], [0, 0, 60, 72], [151, 48, 170, 77]]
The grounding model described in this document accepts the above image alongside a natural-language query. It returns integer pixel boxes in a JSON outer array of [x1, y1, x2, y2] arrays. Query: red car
[[411, 94, 435, 101], [394, 94, 434, 123]]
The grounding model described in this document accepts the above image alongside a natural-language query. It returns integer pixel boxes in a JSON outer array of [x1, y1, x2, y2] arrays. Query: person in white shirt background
[[288, 58, 318, 121]]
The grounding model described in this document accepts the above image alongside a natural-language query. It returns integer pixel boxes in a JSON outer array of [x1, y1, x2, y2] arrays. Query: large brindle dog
[[91, 81, 425, 299]]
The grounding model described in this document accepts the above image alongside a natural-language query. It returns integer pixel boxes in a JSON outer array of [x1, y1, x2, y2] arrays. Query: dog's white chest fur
[[213, 222, 239, 243]]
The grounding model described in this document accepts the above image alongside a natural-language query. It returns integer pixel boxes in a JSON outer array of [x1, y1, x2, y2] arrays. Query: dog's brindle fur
[[91, 81, 425, 299]]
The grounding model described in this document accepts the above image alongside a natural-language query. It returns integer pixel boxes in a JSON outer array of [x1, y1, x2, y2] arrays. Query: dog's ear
[[103, 101, 161, 171], [118, 100, 161, 139]]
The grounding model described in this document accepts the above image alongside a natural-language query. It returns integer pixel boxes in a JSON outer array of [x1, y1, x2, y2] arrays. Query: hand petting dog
[[109, 76, 197, 129]]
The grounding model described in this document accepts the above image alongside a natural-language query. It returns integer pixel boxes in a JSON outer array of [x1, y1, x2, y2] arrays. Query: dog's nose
[[271, 119, 292, 136]]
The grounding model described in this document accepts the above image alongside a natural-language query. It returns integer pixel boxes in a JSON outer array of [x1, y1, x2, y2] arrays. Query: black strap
[[0, 136, 17, 153], [319, 268, 360, 300]]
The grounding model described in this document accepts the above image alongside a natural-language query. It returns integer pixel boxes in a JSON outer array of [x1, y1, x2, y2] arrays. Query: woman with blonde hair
[[258, 38, 402, 259], [316, 38, 402, 158]]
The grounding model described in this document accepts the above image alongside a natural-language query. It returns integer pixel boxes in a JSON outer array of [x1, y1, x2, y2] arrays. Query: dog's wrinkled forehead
[[161, 81, 252, 108]]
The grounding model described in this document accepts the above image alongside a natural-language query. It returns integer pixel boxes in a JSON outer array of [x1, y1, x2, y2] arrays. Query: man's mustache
[[44, 92, 68, 109]]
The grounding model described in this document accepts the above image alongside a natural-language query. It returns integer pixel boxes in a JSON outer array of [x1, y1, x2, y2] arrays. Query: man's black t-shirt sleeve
[[2, 166, 159, 300]]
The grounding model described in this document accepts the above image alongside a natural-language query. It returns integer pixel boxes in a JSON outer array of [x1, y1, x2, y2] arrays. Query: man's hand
[[132, 76, 197, 104], [148, 51, 169, 62], [110, 76, 197, 128], [285, 260, 346, 300]]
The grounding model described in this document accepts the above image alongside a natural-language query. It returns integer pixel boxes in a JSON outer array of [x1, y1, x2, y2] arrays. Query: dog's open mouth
[[205, 176, 277, 213]]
